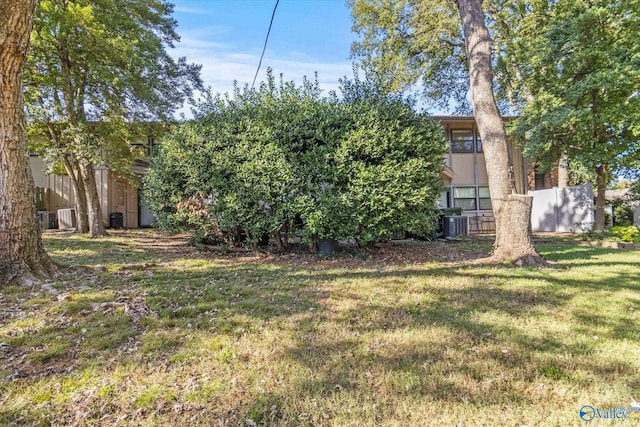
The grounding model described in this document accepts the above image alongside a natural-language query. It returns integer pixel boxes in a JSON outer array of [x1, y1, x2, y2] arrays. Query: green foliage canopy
[[350, 0, 470, 113], [24, 0, 202, 196], [26, 0, 201, 123], [509, 0, 640, 174], [503, 0, 640, 231]]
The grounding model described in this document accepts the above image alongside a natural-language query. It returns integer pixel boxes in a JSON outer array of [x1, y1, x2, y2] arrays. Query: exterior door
[[126, 184, 138, 228], [111, 179, 139, 228]]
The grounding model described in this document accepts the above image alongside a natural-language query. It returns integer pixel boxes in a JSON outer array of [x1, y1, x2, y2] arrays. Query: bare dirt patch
[[98, 230, 491, 269]]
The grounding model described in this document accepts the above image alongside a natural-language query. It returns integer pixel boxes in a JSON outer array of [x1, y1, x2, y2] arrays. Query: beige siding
[[476, 154, 488, 185], [30, 157, 49, 188], [29, 157, 141, 228], [126, 183, 138, 228], [109, 178, 139, 228], [450, 153, 475, 185], [30, 157, 75, 212], [50, 174, 76, 212]]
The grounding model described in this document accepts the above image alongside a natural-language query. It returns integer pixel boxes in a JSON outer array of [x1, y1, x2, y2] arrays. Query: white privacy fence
[[528, 184, 594, 232]]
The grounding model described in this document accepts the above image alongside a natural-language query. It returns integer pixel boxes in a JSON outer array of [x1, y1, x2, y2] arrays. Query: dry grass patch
[[0, 230, 638, 426]]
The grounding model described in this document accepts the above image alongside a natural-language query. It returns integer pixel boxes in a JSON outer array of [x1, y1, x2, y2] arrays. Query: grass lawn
[[1, 230, 639, 426]]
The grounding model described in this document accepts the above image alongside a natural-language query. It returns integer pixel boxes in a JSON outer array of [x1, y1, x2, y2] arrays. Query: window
[[453, 186, 476, 210], [452, 186, 491, 210], [451, 130, 474, 153], [438, 190, 449, 208], [476, 134, 482, 152], [478, 186, 492, 210]]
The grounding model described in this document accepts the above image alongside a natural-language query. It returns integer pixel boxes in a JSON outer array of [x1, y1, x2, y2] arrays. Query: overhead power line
[[251, 0, 280, 90]]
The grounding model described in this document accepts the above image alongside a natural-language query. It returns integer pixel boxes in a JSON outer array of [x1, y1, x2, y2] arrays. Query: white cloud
[[171, 33, 353, 111], [177, 37, 230, 50], [173, 6, 214, 15]]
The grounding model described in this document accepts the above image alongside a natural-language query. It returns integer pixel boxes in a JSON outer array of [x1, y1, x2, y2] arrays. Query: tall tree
[[509, 0, 640, 233], [24, 0, 202, 236], [351, 0, 541, 263], [1, 0, 56, 285]]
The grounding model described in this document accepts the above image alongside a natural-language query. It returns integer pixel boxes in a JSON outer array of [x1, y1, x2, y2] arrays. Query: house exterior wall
[[433, 116, 528, 232], [28, 127, 163, 230], [527, 163, 559, 191], [29, 157, 140, 229], [30, 157, 49, 188], [29, 119, 527, 231], [450, 153, 475, 184], [109, 178, 139, 228], [31, 156, 77, 213]]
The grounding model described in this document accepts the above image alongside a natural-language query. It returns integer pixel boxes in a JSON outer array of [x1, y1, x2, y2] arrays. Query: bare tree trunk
[[79, 161, 107, 237], [62, 155, 89, 233], [557, 154, 569, 188], [594, 164, 608, 233], [0, 0, 56, 285], [456, 0, 541, 264], [42, 114, 90, 233], [274, 230, 284, 250], [273, 221, 290, 250], [74, 169, 89, 233]]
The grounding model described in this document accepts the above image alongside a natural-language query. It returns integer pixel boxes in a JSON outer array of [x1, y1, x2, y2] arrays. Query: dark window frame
[[450, 130, 474, 153], [453, 186, 477, 210], [478, 186, 492, 210]]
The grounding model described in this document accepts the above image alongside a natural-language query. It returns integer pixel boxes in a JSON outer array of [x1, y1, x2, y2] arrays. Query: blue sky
[[171, 0, 355, 99]]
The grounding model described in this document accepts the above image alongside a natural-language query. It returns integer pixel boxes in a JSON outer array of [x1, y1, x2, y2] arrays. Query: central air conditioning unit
[[443, 215, 468, 238], [57, 208, 77, 230], [37, 211, 57, 230]]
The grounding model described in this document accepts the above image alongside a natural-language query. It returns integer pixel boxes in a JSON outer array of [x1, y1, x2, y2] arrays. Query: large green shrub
[[144, 70, 447, 248], [333, 99, 447, 243]]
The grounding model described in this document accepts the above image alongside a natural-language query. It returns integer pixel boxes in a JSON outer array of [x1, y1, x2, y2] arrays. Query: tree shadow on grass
[[279, 293, 636, 419], [9, 233, 637, 424], [538, 243, 639, 262], [273, 256, 639, 419]]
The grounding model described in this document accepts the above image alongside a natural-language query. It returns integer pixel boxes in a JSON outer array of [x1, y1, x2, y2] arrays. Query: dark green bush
[[144, 70, 447, 248]]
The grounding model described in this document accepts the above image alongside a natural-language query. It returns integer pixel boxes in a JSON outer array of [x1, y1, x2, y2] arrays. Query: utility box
[[443, 215, 468, 238], [109, 212, 124, 229], [37, 211, 57, 231], [435, 208, 463, 237], [57, 208, 76, 230]]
